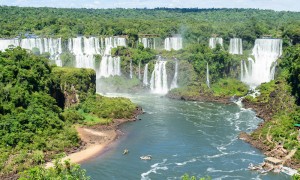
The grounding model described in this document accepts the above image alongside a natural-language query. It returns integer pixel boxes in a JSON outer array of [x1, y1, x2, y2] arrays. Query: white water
[[209, 37, 223, 49], [170, 60, 178, 90], [97, 37, 126, 77], [143, 64, 149, 86], [0, 39, 20, 51], [68, 37, 99, 69], [206, 62, 210, 88], [229, 38, 243, 55], [164, 36, 183, 51], [241, 39, 282, 87], [99, 56, 121, 78], [130, 59, 133, 79], [139, 38, 155, 49], [150, 59, 169, 94], [0, 38, 62, 66]]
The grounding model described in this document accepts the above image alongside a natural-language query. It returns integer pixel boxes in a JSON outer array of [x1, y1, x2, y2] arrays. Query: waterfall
[[143, 64, 149, 86], [99, 56, 121, 77], [206, 63, 210, 88], [139, 38, 155, 49], [209, 37, 223, 49], [229, 38, 243, 55], [164, 36, 183, 51], [130, 59, 133, 79], [170, 60, 178, 89], [241, 39, 282, 87], [68, 37, 98, 70], [97, 37, 126, 78], [150, 60, 169, 94], [0, 39, 20, 51], [138, 61, 141, 79], [7, 38, 63, 66]]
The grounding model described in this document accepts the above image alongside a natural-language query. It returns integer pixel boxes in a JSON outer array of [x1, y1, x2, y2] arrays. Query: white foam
[[175, 158, 196, 166], [141, 159, 168, 180]]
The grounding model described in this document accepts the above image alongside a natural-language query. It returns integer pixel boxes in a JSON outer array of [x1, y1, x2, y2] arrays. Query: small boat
[[140, 155, 151, 160], [123, 149, 129, 155]]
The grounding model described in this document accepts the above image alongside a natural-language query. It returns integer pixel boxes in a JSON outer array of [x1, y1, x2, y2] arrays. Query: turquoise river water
[[81, 93, 289, 180]]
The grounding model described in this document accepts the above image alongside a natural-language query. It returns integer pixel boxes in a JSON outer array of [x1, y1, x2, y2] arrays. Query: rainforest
[[0, 5, 300, 180]]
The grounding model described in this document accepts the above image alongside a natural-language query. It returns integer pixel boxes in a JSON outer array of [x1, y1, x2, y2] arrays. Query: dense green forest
[[0, 47, 137, 178]]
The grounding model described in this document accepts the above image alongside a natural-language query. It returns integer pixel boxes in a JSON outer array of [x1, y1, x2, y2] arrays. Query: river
[[81, 93, 289, 180]]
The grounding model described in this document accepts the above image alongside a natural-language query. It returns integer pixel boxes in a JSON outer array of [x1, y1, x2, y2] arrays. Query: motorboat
[[140, 155, 151, 160]]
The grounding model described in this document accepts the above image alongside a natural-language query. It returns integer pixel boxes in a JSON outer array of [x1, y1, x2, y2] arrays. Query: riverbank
[[46, 106, 143, 168], [167, 80, 300, 171]]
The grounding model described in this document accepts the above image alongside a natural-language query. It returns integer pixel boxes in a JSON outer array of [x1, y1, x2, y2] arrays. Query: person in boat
[[123, 149, 129, 155]]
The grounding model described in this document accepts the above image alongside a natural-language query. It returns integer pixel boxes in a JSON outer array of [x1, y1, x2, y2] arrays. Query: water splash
[[143, 63, 149, 86]]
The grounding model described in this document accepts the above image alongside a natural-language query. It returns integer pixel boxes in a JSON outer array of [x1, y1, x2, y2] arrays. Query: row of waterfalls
[[0, 36, 283, 93], [209, 37, 282, 87]]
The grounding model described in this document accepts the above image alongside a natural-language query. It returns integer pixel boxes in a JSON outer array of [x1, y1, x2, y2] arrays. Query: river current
[[81, 93, 289, 180]]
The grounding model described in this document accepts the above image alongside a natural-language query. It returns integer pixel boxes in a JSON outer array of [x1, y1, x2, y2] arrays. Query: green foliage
[[279, 44, 300, 105], [31, 47, 40, 55], [51, 67, 96, 103], [79, 94, 136, 120], [98, 76, 141, 93], [60, 52, 76, 67], [19, 160, 90, 180], [211, 78, 249, 97], [0, 48, 81, 176], [182, 174, 211, 180]]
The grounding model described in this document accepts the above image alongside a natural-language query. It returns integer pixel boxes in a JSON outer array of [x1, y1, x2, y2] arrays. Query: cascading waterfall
[[170, 60, 178, 90], [97, 37, 126, 77], [99, 56, 121, 77], [206, 63, 210, 88], [0, 39, 20, 51], [241, 39, 282, 87], [229, 38, 243, 55], [139, 38, 155, 49], [68, 37, 99, 70], [143, 64, 149, 86], [130, 59, 133, 79], [209, 37, 223, 49], [0, 38, 62, 66], [150, 59, 168, 94], [164, 36, 183, 51]]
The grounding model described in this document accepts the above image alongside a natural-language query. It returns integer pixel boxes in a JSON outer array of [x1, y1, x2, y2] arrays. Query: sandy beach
[[45, 126, 118, 168]]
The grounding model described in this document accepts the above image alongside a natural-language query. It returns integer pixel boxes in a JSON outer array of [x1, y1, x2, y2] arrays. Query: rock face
[[51, 67, 96, 108]]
